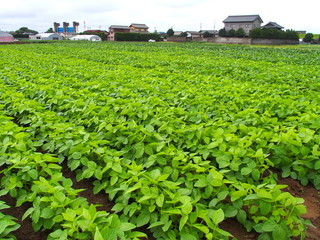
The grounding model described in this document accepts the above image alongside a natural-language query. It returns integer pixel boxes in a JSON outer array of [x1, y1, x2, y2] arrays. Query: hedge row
[[115, 32, 161, 41]]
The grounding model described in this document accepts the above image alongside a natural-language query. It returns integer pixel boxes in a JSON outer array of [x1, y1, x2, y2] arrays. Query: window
[[245, 24, 249, 28], [36, 36, 41, 39]]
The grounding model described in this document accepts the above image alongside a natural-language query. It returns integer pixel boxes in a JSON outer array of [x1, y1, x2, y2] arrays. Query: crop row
[[0, 42, 318, 239], [0, 77, 309, 239], [0, 108, 146, 239], [1, 44, 320, 189]]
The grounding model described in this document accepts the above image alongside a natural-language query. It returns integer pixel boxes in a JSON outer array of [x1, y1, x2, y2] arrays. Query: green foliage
[[167, 28, 174, 37], [249, 28, 299, 40], [0, 42, 319, 239], [0, 201, 20, 239], [218, 28, 245, 37], [218, 28, 228, 37], [14, 27, 38, 35], [235, 28, 246, 38], [303, 33, 314, 43], [115, 32, 161, 42], [203, 31, 213, 38], [180, 32, 188, 37]]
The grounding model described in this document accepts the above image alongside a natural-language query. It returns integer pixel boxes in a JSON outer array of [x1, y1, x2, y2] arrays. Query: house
[[29, 33, 62, 40], [262, 22, 284, 30], [296, 30, 306, 35], [129, 23, 149, 33], [199, 30, 218, 37], [70, 35, 102, 41], [174, 31, 183, 36], [223, 15, 263, 35], [186, 31, 201, 38], [108, 25, 131, 41]]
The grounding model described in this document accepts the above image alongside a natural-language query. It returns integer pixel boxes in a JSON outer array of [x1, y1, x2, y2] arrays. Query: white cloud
[[0, 0, 319, 33]]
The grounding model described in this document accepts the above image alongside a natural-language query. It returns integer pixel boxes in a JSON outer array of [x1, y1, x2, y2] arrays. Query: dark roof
[[262, 22, 284, 29], [130, 23, 149, 29], [109, 25, 130, 30], [199, 30, 218, 34], [186, 31, 201, 35], [223, 15, 263, 23]]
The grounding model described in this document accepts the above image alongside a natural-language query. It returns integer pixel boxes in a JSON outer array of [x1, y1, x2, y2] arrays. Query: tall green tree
[[303, 33, 314, 43], [15, 27, 38, 34], [45, 28, 54, 33], [167, 28, 174, 37]]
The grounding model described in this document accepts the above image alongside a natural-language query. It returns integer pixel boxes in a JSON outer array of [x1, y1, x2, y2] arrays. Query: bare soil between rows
[[1, 166, 319, 240]]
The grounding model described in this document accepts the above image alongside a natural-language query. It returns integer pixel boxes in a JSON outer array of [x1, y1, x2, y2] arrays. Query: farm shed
[[30, 33, 62, 40], [0, 32, 14, 42], [70, 35, 102, 41]]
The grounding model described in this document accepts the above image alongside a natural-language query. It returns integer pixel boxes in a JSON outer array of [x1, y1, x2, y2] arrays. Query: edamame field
[[0, 41, 320, 240]]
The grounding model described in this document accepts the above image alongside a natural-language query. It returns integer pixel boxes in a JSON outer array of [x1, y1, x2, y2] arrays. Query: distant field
[[0, 42, 320, 240], [299, 33, 320, 39]]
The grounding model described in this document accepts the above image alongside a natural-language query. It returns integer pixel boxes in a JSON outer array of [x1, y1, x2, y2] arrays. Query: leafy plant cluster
[[0, 108, 145, 240], [0, 42, 320, 239], [0, 200, 20, 239]]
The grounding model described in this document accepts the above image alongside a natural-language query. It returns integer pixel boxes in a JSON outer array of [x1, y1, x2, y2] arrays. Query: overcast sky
[[0, 0, 319, 33]]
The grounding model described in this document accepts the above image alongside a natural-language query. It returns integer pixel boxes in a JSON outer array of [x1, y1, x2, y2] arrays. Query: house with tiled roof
[[108, 25, 131, 41], [262, 22, 284, 30], [223, 15, 263, 35], [129, 24, 149, 33]]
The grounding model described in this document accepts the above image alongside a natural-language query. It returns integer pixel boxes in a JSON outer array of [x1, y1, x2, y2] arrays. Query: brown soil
[[220, 218, 258, 240], [0, 194, 50, 240], [277, 176, 320, 240], [1, 166, 319, 240]]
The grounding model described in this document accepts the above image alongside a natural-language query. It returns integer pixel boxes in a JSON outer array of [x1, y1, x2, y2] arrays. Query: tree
[[249, 28, 299, 40], [45, 28, 54, 33], [180, 32, 188, 37], [15, 27, 38, 34], [235, 28, 246, 38], [218, 28, 228, 37], [167, 28, 174, 37], [303, 33, 314, 43], [203, 31, 213, 38]]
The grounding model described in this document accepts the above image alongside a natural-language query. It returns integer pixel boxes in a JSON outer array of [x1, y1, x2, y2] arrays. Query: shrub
[[249, 28, 299, 40], [115, 32, 161, 42], [218, 28, 228, 37], [303, 33, 314, 43], [235, 28, 246, 38], [203, 31, 214, 38]]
